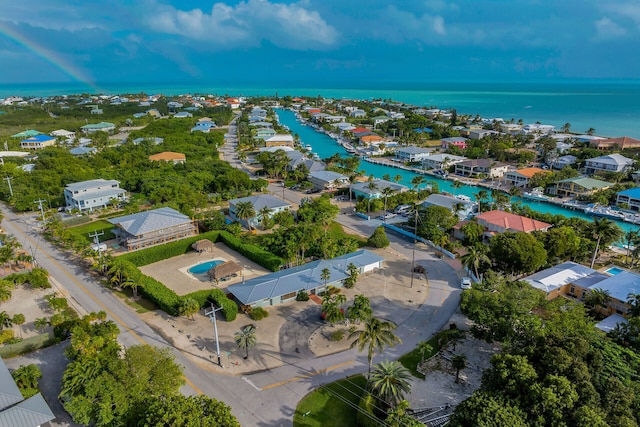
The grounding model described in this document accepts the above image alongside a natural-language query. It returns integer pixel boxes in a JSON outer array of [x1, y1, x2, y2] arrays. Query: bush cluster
[[249, 307, 268, 321], [120, 231, 221, 266], [218, 231, 283, 272], [330, 330, 344, 341], [5, 268, 52, 289], [296, 290, 309, 301]]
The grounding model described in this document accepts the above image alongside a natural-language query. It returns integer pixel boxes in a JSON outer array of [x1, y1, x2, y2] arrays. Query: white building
[[64, 179, 127, 212]]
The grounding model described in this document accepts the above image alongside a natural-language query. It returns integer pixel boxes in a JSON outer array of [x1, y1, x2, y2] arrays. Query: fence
[[381, 223, 456, 259]]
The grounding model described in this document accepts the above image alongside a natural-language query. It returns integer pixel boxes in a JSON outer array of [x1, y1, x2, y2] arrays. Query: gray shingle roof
[[0, 359, 22, 411], [229, 250, 384, 305], [309, 170, 348, 182], [107, 207, 191, 236], [65, 179, 120, 192], [228, 195, 290, 211]]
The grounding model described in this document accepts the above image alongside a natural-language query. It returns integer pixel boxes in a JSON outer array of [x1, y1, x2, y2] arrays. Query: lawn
[[293, 375, 367, 427], [68, 220, 116, 243], [0, 333, 57, 358]]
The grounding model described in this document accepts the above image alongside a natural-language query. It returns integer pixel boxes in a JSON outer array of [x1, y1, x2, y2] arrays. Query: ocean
[[1, 80, 639, 138]]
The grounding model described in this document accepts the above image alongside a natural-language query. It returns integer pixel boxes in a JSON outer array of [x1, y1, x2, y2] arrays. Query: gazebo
[[192, 239, 215, 253], [208, 261, 242, 283]]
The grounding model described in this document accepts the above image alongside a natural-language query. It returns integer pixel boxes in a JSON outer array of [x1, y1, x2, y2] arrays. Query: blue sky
[[1, 0, 640, 86]]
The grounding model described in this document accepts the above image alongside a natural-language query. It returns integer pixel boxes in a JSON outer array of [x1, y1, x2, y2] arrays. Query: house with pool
[[522, 261, 639, 328], [227, 250, 384, 308]]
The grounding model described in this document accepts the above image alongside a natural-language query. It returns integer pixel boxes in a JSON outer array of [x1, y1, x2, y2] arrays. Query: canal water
[[276, 108, 640, 234]]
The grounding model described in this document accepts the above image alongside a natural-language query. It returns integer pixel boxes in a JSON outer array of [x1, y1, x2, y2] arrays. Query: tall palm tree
[[585, 287, 611, 313], [381, 187, 396, 217], [234, 325, 257, 359], [590, 217, 623, 268], [349, 317, 401, 374], [258, 206, 272, 229], [509, 186, 522, 199], [34, 317, 49, 332], [410, 176, 424, 191], [234, 201, 256, 230], [369, 360, 412, 408], [0, 311, 13, 331], [461, 245, 491, 280], [624, 230, 640, 266], [347, 294, 372, 324], [416, 340, 433, 364], [393, 174, 403, 184], [12, 313, 25, 338], [452, 180, 462, 196], [474, 190, 488, 212], [452, 355, 467, 383], [321, 267, 331, 286]]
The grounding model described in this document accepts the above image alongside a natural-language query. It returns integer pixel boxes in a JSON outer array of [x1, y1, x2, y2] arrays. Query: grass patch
[[68, 220, 115, 243], [0, 333, 58, 358], [326, 221, 368, 247], [113, 289, 158, 313], [293, 375, 367, 427]]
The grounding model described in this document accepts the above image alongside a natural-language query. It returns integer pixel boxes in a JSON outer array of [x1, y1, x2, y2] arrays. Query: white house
[[421, 154, 467, 170], [64, 179, 127, 212], [395, 146, 432, 162], [584, 154, 634, 175], [421, 194, 477, 220], [308, 171, 350, 190]]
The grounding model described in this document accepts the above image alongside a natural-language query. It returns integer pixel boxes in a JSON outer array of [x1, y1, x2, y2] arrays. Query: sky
[[1, 0, 640, 87]]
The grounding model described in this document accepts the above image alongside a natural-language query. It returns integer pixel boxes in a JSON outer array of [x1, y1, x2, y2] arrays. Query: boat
[[523, 187, 549, 202], [305, 144, 312, 151], [584, 205, 626, 220]]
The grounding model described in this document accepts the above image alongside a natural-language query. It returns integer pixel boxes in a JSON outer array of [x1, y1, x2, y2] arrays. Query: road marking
[[261, 361, 353, 390], [13, 220, 204, 395], [242, 376, 262, 391]]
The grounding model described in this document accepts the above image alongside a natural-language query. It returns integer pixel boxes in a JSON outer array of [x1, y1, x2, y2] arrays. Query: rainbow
[[0, 21, 99, 92]]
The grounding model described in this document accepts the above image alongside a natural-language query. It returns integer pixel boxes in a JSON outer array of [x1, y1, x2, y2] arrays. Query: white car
[[460, 277, 472, 289]]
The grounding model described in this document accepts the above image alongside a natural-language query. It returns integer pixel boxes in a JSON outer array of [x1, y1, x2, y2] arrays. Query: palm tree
[[107, 259, 134, 288], [586, 127, 596, 136], [366, 181, 378, 212], [234, 201, 256, 230], [258, 206, 272, 229], [509, 186, 522, 199], [12, 313, 25, 338], [452, 354, 467, 383], [381, 187, 395, 217], [590, 218, 623, 268], [347, 294, 372, 324], [321, 267, 331, 286], [393, 174, 403, 184], [34, 317, 49, 332], [0, 311, 13, 331], [461, 245, 491, 280], [452, 180, 462, 196], [410, 176, 424, 191], [561, 122, 572, 133], [416, 340, 433, 364], [11, 364, 42, 390], [369, 360, 412, 408], [474, 190, 488, 212], [0, 282, 11, 302], [585, 287, 611, 313], [234, 325, 257, 359], [349, 317, 401, 374], [386, 400, 421, 427], [624, 230, 640, 266], [433, 233, 449, 257], [627, 293, 640, 317]]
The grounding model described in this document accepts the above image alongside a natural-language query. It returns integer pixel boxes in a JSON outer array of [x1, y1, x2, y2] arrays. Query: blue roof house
[[228, 250, 384, 307], [616, 187, 640, 212]]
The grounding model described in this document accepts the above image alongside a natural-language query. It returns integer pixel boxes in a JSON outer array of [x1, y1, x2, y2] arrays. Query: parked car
[[376, 213, 397, 220], [460, 277, 472, 289]]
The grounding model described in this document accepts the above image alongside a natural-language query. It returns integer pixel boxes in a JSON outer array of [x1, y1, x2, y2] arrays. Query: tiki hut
[[208, 261, 242, 283], [192, 239, 214, 253]]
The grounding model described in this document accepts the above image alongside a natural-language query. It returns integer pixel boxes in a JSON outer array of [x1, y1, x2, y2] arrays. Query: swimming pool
[[605, 267, 625, 275], [188, 260, 223, 274]]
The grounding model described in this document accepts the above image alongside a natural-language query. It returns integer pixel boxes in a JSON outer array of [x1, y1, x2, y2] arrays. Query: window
[[569, 286, 575, 295], [281, 291, 297, 300]]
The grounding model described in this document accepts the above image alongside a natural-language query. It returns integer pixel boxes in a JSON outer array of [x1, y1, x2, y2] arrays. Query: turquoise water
[[605, 267, 625, 275], [1, 81, 639, 138], [276, 109, 640, 235], [188, 260, 223, 274]]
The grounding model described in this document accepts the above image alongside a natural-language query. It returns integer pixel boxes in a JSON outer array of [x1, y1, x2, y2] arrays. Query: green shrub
[[296, 290, 309, 301], [249, 307, 269, 321], [218, 231, 283, 272], [208, 289, 238, 322], [367, 226, 390, 248], [330, 330, 345, 341], [5, 268, 51, 289], [120, 231, 221, 266], [138, 275, 180, 315]]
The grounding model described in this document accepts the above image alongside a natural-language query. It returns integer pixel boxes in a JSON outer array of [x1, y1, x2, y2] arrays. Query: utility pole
[[4, 176, 13, 197], [410, 206, 418, 289], [34, 199, 47, 223], [205, 304, 224, 367]]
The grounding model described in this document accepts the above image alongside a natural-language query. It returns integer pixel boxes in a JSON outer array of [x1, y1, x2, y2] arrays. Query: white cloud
[[594, 17, 627, 39], [146, 0, 339, 50]]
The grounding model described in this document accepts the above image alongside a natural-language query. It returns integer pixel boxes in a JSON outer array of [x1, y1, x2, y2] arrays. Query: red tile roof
[[476, 210, 551, 233], [351, 127, 370, 133]]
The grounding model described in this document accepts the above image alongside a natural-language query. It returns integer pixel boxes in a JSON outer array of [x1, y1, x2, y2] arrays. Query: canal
[[276, 108, 640, 235]]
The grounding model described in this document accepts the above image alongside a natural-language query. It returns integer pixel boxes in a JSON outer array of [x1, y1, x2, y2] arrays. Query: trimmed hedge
[[209, 288, 238, 322], [217, 231, 283, 272], [120, 231, 221, 266], [138, 273, 181, 315]]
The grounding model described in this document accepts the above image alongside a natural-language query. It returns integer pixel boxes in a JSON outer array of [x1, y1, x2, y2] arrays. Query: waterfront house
[[454, 159, 510, 178], [473, 210, 552, 237], [64, 179, 126, 212], [308, 170, 350, 191], [522, 261, 602, 300], [20, 134, 56, 150], [591, 136, 640, 151], [584, 154, 634, 175], [350, 127, 373, 137], [249, 121, 273, 128], [421, 153, 467, 171], [395, 146, 432, 162], [227, 250, 384, 308], [551, 155, 577, 169], [286, 151, 325, 173], [265, 134, 295, 148], [350, 179, 409, 200], [0, 357, 55, 427], [504, 167, 550, 188], [548, 177, 612, 198], [616, 187, 640, 211], [349, 109, 367, 118], [421, 194, 477, 220], [81, 122, 116, 134], [108, 207, 198, 251], [500, 123, 523, 134], [440, 137, 468, 151], [228, 194, 291, 229], [360, 134, 384, 146], [148, 151, 186, 164]]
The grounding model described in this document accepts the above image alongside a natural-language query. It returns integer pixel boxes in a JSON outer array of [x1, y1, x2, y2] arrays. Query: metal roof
[[71, 187, 126, 202], [229, 250, 384, 305], [522, 261, 597, 293], [556, 177, 612, 189], [309, 170, 348, 182], [0, 393, 55, 427], [617, 187, 640, 199], [228, 194, 291, 211], [595, 314, 628, 333], [65, 179, 120, 192], [589, 271, 640, 302], [107, 207, 191, 237], [0, 359, 22, 412]]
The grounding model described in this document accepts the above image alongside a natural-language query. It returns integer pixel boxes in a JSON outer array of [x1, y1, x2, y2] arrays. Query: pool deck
[[139, 243, 271, 296]]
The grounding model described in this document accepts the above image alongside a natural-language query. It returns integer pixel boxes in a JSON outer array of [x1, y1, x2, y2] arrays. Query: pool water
[[188, 260, 223, 274], [606, 267, 625, 275]]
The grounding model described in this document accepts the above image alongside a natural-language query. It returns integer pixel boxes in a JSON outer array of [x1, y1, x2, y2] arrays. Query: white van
[[394, 204, 412, 214], [91, 243, 107, 252]]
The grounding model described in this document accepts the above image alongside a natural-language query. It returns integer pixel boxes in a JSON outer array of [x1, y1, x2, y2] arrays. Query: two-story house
[[584, 154, 634, 175], [64, 179, 127, 212]]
